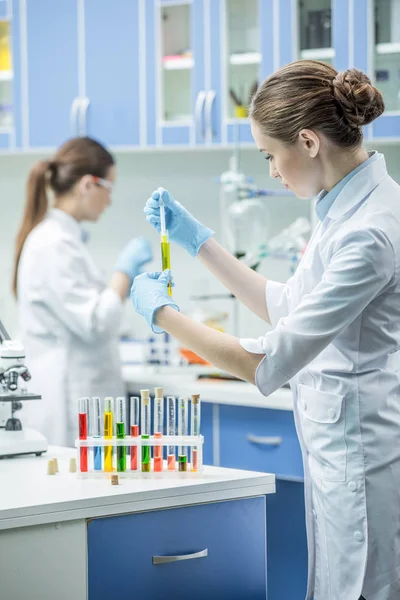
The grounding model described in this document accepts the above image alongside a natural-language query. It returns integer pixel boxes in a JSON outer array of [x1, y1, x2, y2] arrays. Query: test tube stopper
[[69, 457, 77, 473], [111, 474, 119, 485]]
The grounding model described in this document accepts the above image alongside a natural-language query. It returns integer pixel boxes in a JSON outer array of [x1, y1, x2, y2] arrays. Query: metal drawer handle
[[153, 548, 208, 565], [247, 434, 282, 446]]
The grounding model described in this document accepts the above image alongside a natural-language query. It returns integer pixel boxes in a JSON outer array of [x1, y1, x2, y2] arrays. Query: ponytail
[[12, 160, 51, 297]]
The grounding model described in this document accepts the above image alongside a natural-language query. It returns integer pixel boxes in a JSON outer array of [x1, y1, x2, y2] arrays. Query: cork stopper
[[47, 460, 56, 475], [191, 394, 200, 404], [140, 389, 150, 403], [111, 474, 119, 485], [51, 458, 59, 473], [69, 457, 77, 473], [154, 387, 163, 398]]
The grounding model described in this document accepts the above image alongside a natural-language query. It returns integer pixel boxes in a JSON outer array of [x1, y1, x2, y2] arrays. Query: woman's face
[[250, 121, 323, 199], [80, 165, 116, 221]]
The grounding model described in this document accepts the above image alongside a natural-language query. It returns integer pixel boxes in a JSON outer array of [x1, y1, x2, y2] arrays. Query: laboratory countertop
[[0, 447, 275, 531], [121, 365, 293, 411]]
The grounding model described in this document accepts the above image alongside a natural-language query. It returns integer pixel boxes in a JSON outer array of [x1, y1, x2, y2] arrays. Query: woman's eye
[[264, 155, 272, 161]]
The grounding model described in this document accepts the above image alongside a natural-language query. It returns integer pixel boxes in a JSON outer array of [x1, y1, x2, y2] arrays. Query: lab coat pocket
[[298, 384, 346, 482]]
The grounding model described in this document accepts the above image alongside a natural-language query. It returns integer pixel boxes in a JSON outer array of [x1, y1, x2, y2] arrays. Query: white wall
[[1, 142, 400, 340]]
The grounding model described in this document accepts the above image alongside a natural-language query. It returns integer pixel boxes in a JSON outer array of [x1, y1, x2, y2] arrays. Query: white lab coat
[[18, 209, 125, 447], [241, 154, 400, 600]]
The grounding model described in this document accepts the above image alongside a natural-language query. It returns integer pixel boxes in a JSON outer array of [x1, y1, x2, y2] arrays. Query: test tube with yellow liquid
[[104, 397, 113, 472], [159, 188, 172, 297]]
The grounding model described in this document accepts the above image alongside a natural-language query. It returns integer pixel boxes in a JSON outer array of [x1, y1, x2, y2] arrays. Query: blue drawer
[[219, 405, 303, 479], [88, 497, 267, 600]]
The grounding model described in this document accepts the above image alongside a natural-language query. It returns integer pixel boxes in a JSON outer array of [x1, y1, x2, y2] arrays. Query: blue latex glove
[[131, 270, 179, 334], [115, 237, 153, 280], [144, 188, 214, 257]]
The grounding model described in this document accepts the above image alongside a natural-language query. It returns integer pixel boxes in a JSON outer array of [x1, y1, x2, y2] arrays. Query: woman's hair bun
[[332, 68, 385, 127]]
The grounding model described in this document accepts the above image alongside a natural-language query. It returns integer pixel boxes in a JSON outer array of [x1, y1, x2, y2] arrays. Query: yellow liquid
[[104, 411, 113, 472], [161, 235, 172, 297]]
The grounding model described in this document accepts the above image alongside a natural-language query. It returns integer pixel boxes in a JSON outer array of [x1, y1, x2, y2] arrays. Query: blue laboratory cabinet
[[6, 0, 400, 151], [87, 496, 267, 600]]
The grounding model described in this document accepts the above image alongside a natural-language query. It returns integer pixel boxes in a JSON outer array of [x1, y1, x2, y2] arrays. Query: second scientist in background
[[13, 136, 152, 446]]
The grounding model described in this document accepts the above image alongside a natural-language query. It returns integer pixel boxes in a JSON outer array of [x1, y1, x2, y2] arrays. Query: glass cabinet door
[[0, 18, 12, 130], [373, 0, 400, 112], [226, 0, 260, 120], [298, 0, 333, 63], [160, 2, 193, 123]]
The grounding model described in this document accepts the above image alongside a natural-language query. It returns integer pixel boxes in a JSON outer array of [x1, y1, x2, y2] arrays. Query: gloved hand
[[115, 237, 153, 281], [144, 188, 214, 257], [131, 270, 179, 334]]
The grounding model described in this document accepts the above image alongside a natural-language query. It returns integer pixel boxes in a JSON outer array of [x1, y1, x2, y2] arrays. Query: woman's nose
[[269, 162, 279, 179]]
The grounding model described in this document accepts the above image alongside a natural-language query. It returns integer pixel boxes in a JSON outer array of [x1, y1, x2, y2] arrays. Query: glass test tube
[[91, 397, 102, 470], [167, 396, 176, 471], [116, 397, 126, 472], [104, 397, 113, 472], [154, 387, 164, 472], [130, 396, 139, 471], [141, 389, 151, 472], [79, 397, 89, 472], [178, 396, 188, 472], [190, 394, 201, 472]]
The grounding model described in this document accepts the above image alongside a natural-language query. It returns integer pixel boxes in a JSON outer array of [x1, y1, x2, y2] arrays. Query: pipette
[[141, 389, 151, 472], [159, 187, 172, 297], [104, 397, 113, 473], [190, 394, 201, 472], [178, 396, 188, 471], [116, 397, 126, 472], [130, 396, 139, 471], [78, 397, 89, 472], [154, 387, 164, 472]]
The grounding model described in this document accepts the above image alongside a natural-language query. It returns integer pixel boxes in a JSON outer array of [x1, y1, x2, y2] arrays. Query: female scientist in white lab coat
[[13, 136, 152, 447], [132, 60, 400, 600]]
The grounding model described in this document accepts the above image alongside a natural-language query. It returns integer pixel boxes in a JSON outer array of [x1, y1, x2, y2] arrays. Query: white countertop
[[122, 365, 293, 410], [0, 447, 275, 531]]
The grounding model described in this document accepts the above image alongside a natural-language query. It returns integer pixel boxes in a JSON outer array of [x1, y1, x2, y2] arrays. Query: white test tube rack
[[75, 434, 204, 479]]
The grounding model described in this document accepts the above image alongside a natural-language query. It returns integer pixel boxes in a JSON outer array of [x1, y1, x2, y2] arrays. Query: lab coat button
[[348, 481, 357, 492], [354, 531, 364, 542], [328, 408, 336, 419]]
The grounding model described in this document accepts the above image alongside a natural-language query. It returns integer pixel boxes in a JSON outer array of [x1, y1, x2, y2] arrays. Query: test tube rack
[[74, 434, 204, 479]]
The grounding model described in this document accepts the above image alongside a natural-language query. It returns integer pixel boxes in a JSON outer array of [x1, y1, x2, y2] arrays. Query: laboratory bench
[[0, 446, 275, 600], [122, 365, 308, 600]]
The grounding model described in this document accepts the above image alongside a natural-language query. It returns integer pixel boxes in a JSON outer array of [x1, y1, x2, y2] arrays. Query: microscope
[[0, 319, 47, 458]]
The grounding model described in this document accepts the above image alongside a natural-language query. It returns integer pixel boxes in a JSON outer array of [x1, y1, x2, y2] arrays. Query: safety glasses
[[92, 176, 113, 193]]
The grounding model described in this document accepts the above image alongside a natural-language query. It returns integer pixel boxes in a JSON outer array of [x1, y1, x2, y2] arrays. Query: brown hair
[[250, 60, 384, 148], [13, 136, 114, 297]]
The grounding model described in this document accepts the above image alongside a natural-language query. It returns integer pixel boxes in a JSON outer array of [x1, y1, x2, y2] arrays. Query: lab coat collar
[[326, 153, 387, 221], [48, 208, 84, 241]]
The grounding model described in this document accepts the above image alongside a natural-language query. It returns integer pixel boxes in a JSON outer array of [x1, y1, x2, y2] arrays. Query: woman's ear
[[298, 129, 320, 158]]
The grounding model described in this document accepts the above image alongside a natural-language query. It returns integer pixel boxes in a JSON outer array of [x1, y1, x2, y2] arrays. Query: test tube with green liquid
[[141, 389, 151, 472], [116, 397, 126, 472], [178, 396, 188, 472], [104, 397, 113, 472]]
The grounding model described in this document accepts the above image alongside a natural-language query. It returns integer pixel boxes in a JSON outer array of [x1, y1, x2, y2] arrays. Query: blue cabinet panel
[[11, 0, 22, 148], [162, 126, 191, 145], [26, 0, 79, 148], [266, 480, 308, 600], [88, 497, 267, 600], [352, 0, 369, 72], [227, 122, 254, 144], [84, 0, 141, 147], [145, 0, 157, 146], [0, 132, 10, 148], [219, 405, 303, 479], [0, 0, 8, 19], [278, 0, 294, 68], [208, 0, 222, 144], [332, 0, 349, 71], [201, 401, 213, 465], [373, 115, 400, 139], [260, 0, 274, 80]]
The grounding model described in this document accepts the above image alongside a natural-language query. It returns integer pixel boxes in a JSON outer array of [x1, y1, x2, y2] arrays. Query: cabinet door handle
[[195, 90, 207, 139], [70, 97, 80, 136], [247, 434, 282, 446], [205, 90, 216, 139], [152, 548, 208, 565], [79, 96, 90, 136]]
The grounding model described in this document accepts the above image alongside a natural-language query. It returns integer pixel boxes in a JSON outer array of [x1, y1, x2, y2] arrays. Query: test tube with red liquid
[[130, 396, 139, 471], [79, 397, 89, 472]]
